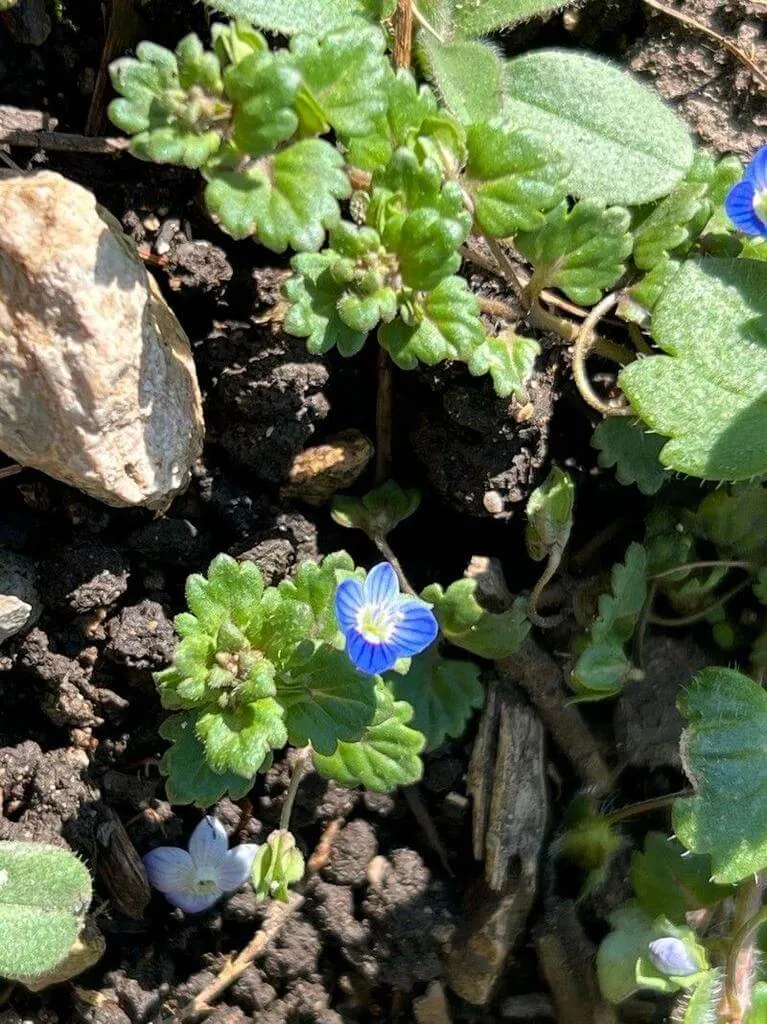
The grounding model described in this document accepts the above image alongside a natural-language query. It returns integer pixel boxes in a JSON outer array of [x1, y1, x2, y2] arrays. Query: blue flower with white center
[[143, 816, 259, 914], [725, 145, 767, 237], [334, 561, 439, 675], [648, 937, 699, 978]]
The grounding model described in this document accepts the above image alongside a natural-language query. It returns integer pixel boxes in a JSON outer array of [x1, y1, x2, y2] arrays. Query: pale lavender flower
[[143, 816, 259, 913], [648, 937, 699, 977]]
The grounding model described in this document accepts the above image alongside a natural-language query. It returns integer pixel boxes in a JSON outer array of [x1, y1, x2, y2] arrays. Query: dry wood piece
[[497, 638, 614, 796], [534, 899, 618, 1024], [0, 106, 58, 134], [95, 806, 150, 919]]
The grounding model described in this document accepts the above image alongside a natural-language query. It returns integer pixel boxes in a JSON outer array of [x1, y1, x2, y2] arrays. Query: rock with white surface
[[0, 171, 204, 509], [0, 550, 40, 643]]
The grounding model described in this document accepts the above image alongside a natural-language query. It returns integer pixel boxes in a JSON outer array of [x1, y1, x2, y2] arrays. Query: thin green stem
[[650, 560, 753, 581], [374, 536, 418, 596], [604, 790, 690, 826], [280, 748, 311, 832], [528, 541, 567, 629], [648, 578, 751, 628]]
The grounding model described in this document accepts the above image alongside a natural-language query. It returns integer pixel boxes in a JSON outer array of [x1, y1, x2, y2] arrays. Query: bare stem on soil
[[572, 292, 631, 416]]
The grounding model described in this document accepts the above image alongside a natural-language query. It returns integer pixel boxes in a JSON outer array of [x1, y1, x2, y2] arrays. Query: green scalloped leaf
[[620, 258, 767, 481], [389, 648, 483, 751], [504, 49, 694, 205], [422, 579, 530, 659], [631, 832, 729, 924], [291, 26, 388, 137], [379, 275, 484, 370], [278, 552, 357, 644], [278, 645, 377, 755], [196, 697, 287, 778], [694, 483, 767, 563], [467, 330, 540, 400], [464, 121, 568, 238], [331, 480, 421, 539], [313, 683, 425, 792], [592, 417, 667, 495], [204, 138, 350, 248], [283, 251, 369, 357], [159, 713, 259, 807], [223, 48, 301, 158], [633, 182, 711, 271], [516, 200, 633, 305], [673, 667, 767, 883]]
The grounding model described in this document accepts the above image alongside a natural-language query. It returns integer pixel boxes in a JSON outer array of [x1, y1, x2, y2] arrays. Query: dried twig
[[0, 129, 129, 154], [643, 0, 767, 90], [85, 0, 139, 134]]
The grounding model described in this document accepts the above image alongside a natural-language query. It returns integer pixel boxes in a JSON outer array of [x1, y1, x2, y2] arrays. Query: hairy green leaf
[[196, 697, 287, 778], [674, 667, 767, 883], [389, 648, 483, 751], [633, 183, 711, 271], [516, 200, 633, 305], [620, 258, 767, 481], [504, 50, 694, 204], [278, 645, 376, 754], [291, 26, 388, 137], [464, 121, 568, 238], [0, 843, 92, 982], [631, 833, 728, 924], [204, 139, 350, 248], [313, 683, 425, 791], [379, 276, 484, 369], [467, 330, 540, 400], [223, 49, 300, 158], [278, 551, 357, 644], [159, 713, 259, 807], [452, 0, 573, 34], [204, 0, 381, 34], [331, 480, 421, 539], [554, 793, 624, 896], [592, 417, 667, 495], [422, 579, 530, 659], [418, 36, 506, 125], [676, 972, 724, 1024], [746, 983, 767, 1024], [283, 251, 369, 356]]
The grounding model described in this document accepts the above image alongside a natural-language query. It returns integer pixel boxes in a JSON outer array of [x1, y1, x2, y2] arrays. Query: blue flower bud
[[648, 937, 699, 977]]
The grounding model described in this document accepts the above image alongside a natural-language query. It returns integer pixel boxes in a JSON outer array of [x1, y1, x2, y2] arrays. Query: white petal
[[170, 888, 223, 914], [218, 844, 260, 892], [189, 816, 228, 871], [143, 847, 196, 895]]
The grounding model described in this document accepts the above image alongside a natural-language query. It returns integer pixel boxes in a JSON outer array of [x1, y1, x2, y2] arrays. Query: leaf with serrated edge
[[677, 972, 724, 1024], [418, 36, 506, 125], [204, 139, 350, 249], [196, 698, 287, 778], [379, 276, 484, 369], [291, 26, 388, 137], [516, 200, 632, 305], [468, 330, 540, 400], [592, 418, 667, 496], [631, 832, 729, 924], [464, 122, 567, 238], [505, 50, 693, 204], [283, 252, 368, 356], [313, 683, 425, 792], [159, 712, 258, 807], [277, 645, 376, 755], [633, 183, 711, 271], [389, 648, 483, 751], [674, 667, 767, 883], [620, 258, 767, 481]]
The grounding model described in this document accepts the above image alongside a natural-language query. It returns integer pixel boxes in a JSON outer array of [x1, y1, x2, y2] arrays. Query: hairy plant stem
[[280, 747, 311, 832], [374, 535, 417, 595], [604, 790, 691, 826], [724, 876, 767, 1022], [572, 292, 631, 416]]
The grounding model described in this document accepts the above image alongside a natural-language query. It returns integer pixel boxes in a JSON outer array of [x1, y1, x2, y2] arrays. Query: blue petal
[[725, 180, 767, 236], [143, 847, 196, 894], [218, 844, 260, 892], [189, 816, 228, 872], [363, 562, 400, 606], [648, 937, 699, 977], [170, 889, 222, 914], [346, 629, 400, 675], [745, 145, 767, 192], [390, 600, 439, 656], [334, 578, 365, 633]]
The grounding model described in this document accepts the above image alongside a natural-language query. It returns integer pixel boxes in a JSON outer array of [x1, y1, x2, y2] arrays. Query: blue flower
[[725, 145, 767, 237], [143, 816, 259, 914], [648, 937, 699, 978], [334, 562, 439, 675]]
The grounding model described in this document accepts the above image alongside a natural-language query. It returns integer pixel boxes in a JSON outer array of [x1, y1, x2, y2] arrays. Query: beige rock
[[0, 171, 203, 509]]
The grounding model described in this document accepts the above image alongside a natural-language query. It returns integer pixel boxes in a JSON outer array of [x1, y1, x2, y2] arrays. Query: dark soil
[[0, 0, 763, 1021]]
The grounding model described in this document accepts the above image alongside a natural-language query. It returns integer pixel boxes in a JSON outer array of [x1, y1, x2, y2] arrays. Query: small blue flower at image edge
[[725, 145, 767, 237], [334, 561, 439, 675]]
